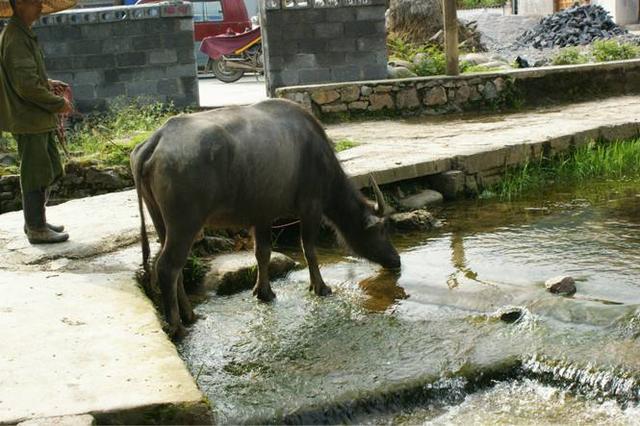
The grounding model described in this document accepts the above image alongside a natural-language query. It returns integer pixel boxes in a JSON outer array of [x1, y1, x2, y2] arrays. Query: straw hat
[[0, 0, 77, 19]]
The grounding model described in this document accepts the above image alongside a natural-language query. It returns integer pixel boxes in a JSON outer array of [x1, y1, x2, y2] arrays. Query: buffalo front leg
[[252, 224, 276, 302], [300, 218, 332, 297]]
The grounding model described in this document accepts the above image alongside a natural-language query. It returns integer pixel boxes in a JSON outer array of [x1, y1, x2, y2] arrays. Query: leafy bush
[[463, 64, 505, 73], [414, 48, 447, 76], [457, 0, 506, 8], [551, 47, 589, 65], [591, 39, 639, 62]]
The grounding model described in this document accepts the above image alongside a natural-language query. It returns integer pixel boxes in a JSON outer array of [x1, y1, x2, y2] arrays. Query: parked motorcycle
[[200, 26, 263, 83]]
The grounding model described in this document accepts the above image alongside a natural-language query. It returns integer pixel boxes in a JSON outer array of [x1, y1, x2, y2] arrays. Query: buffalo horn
[[369, 174, 386, 216]]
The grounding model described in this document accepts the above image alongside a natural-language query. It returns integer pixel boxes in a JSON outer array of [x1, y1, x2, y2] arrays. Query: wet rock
[[204, 251, 298, 295], [499, 308, 524, 324], [545, 275, 576, 295], [398, 189, 443, 210], [0, 191, 13, 201], [195, 235, 235, 254], [389, 209, 436, 231]]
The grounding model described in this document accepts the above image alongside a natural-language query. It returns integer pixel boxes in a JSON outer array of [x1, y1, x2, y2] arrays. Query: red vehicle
[[135, 0, 251, 68]]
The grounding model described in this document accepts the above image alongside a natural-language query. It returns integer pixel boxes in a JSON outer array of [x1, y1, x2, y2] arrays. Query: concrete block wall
[[32, 3, 198, 111], [260, 0, 388, 96]]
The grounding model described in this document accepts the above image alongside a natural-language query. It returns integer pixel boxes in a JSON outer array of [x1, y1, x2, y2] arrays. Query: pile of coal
[[516, 5, 626, 49]]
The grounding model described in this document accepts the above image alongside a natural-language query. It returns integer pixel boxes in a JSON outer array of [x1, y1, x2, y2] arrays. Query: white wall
[[518, 0, 554, 16], [593, 0, 639, 25]]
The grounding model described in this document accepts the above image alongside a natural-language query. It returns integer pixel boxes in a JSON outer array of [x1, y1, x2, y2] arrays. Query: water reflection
[[358, 270, 406, 312]]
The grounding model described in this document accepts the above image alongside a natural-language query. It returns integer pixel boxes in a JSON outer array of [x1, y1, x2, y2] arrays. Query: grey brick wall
[[31, 3, 199, 112], [260, 0, 387, 96]]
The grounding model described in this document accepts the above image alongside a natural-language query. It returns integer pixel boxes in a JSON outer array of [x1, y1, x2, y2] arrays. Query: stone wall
[[277, 59, 640, 119], [0, 163, 133, 213], [32, 3, 198, 112], [260, 0, 388, 96]]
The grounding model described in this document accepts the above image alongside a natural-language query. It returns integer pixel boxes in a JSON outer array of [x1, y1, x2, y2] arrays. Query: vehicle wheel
[[209, 58, 244, 83]]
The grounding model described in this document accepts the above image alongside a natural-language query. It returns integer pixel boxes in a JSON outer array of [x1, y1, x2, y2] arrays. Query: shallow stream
[[179, 179, 640, 424]]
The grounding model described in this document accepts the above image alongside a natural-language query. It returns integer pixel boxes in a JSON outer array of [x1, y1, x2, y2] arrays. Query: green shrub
[[551, 47, 589, 65], [386, 33, 430, 63], [414, 48, 447, 76], [457, 0, 505, 8], [591, 39, 639, 62]]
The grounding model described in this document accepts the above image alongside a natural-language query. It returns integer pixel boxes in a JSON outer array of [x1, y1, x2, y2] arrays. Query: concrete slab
[[0, 191, 151, 268], [328, 95, 640, 188], [198, 75, 267, 108], [18, 414, 95, 426], [0, 271, 206, 425]]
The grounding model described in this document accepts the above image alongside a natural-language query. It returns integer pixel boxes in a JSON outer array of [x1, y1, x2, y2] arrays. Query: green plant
[[495, 138, 640, 199], [0, 132, 16, 152], [591, 39, 639, 62], [386, 33, 430, 63], [66, 99, 180, 168], [334, 138, 359, 152], [551, 47, 589, 65], [414, 48, 447, 76], [182, 254, 209, 290], [457, 0, 505, 8], [463, 64, 505, 73]]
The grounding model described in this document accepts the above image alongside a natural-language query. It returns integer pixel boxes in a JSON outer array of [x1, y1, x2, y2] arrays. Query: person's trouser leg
[[14, 132, 68, 244], [21, 188, 68, 244]]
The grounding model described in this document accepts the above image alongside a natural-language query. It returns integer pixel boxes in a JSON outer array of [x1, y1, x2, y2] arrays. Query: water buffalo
[[131, 99, 401, 338]]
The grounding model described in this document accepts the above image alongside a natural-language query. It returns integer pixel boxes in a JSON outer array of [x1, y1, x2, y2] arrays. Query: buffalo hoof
[[314, 284, 332, 297], [181, 309, 200, 326], [165, 322, 187, 341], [253, 285, 276, 302]]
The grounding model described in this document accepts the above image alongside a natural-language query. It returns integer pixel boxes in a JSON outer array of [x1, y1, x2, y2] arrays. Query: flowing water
[[179, 179, 640, 424]]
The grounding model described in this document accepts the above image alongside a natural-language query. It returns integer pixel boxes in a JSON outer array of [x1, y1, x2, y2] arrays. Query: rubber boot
[[23, 190, 69, 244], [22, 188, 64, 234]]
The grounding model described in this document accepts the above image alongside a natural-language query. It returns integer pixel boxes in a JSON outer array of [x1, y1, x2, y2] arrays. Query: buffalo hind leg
[[252, 224, 276, 302], [156, 235, 195, 339], [300, 216, 332, 297], [177, 272, 197, 325]]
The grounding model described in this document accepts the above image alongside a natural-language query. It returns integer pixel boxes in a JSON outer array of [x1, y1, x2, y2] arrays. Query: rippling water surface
[[180, 179, 640, 424]]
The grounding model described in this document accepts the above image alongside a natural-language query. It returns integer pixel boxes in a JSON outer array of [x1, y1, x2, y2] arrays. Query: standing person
[[0, 0, 76, 243]]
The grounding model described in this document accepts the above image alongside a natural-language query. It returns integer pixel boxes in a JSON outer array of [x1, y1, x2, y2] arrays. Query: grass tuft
[[496, 139, 640, 199]]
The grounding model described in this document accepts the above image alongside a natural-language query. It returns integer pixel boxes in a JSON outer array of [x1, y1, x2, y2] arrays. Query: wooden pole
[[443, 0, 459, 76]]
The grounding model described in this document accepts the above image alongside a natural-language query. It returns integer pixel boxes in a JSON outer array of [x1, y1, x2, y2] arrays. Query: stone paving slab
[[0, 191, 151, 268], [0, 271, 205, 425], [329, 95, 640, 188]]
